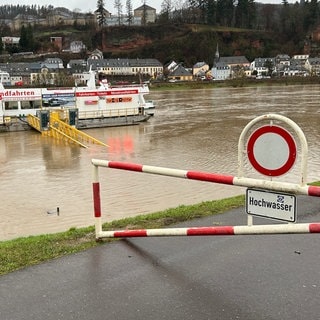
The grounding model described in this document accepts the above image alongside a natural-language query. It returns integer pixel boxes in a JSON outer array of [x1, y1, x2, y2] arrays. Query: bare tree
[[114, 0, 123, 25], [126, 0, 133, 25], [161, 0, 173, 21], [141, 0, 147, 25]]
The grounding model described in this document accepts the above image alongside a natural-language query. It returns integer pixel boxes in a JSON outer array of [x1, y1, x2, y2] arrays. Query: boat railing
[[78, 107, 142, 119]]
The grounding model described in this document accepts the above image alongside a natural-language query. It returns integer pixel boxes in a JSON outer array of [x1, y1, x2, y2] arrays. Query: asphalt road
[[1, 195, 320, 320]]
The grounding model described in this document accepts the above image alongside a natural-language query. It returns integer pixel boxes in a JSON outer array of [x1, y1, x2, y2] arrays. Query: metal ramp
[[27, 111, 108, 148]]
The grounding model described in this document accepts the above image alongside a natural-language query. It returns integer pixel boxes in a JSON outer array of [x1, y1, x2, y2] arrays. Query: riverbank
[[149, 76, 320, 91], [0, 195, 245, 276]]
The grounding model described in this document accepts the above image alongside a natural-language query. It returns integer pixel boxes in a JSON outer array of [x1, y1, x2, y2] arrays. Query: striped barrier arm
[[92, 159, 320, 197], [96, 223, 320, 239]]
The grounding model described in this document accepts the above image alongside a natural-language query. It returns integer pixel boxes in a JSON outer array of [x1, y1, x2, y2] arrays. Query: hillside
[[6, 23, 315, 66], [91, 24, 304, 65]]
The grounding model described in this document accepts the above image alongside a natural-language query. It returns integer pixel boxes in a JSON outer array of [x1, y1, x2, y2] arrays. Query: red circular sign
[[247, 125, 297, 176]]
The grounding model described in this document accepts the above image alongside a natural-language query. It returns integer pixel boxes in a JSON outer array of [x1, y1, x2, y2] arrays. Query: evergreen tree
[[96, 0, 106, 27], [216, 0, 235, 27], [304, 0, 319, 32], [235, 0, 256, 29], [0, 37, 3, 54], [189, 0, 208, 22], [26, 24, 34, 50], [19, 24, 34, 51], [248, 0, 256, 28], [206, 0, 216, 25], [19, 25, 28, 50]]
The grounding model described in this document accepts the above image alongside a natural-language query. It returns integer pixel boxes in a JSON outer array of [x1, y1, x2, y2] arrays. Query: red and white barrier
[[91, 159, 320, 239], [98, 223, 320, 238], [92, 159, 320, 198]]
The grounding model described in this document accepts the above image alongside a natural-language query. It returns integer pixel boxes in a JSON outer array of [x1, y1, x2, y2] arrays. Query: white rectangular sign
[[246, 188, 296, 222]]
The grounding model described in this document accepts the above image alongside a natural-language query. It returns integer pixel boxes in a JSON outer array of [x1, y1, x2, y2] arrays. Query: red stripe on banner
[[308, 186, 320, 197], [92, 182, 101, 218], [113, 230, 148, 237], [186, 171, 234, 185], [187, 226, 235, 236], [309, 223, 320, 233], [108, 161, 143, 172]]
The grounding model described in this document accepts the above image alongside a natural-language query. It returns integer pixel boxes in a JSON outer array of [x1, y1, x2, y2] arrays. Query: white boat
[[0, 70, 155, 132]]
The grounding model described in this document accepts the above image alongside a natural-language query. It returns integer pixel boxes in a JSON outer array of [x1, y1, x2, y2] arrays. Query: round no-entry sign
[[247, 125, 297, 176]]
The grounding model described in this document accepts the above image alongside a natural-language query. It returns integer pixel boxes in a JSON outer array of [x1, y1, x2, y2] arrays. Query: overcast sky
[[5, 1, 298, 15]]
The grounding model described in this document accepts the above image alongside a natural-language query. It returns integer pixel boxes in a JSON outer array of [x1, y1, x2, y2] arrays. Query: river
[[1, 84, 320, 240]]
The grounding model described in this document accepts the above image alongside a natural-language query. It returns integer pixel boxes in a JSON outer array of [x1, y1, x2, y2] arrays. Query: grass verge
[[0, 195, 244, 276], [150, 77, 320, 91]]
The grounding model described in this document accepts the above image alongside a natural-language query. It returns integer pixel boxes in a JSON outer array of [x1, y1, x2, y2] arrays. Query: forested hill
[[98, 24, 316, 66], [1, 23, 318, 67], [2, 2, 320, 65], [0, 4, 67, 18]]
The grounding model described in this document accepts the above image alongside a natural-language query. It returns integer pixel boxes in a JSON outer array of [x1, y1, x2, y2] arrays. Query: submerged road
[[1, 195, 320, 320]]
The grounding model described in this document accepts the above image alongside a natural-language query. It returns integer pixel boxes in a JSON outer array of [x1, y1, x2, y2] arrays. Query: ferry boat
[[0, 70, 155, 132]]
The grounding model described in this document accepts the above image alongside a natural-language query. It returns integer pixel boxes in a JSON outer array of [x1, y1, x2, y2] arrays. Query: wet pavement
[[1, 195, 320, 320]]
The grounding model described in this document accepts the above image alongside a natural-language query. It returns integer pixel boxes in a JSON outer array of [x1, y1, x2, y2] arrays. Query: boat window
[[4, 101, 18, 110], [21, 100, 42, 109]]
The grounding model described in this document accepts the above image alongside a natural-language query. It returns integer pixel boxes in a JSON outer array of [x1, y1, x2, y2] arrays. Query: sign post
[[246, 188, 296, 222], [237, 114, 308, 225]]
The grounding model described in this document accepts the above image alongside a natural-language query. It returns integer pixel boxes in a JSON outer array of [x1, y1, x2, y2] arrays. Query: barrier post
[[92, 163, 103, 238]]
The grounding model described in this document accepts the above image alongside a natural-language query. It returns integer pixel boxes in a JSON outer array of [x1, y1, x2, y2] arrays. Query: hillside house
[[134, 5, 156, 24], [193, 62, 210, 78], [211, 45, 248, 79], [89, 49, 104, 60], [167, 63, 193, 81], [292, 55, 309, 64], [305, 57, 320, 75], [67, 59, 87, 69], [50, 37, 63, 51], [87, 58, 163, 78], [275, 54, 291, 66], [218, 56, 250, 69], [7, 9, 95, 31], [250, 57, 275, 77], [0, 62, 34, 85], [277, 60, 308, 77], [70, 41, 86, 53], [211, 62, 231, 80], [1, 37, 20, 48]]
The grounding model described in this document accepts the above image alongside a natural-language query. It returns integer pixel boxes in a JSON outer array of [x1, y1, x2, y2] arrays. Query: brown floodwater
[[1, 85, 320, 240]]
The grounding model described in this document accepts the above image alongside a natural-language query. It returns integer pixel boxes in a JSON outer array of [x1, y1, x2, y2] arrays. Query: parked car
[[43, 98, 66, 107]]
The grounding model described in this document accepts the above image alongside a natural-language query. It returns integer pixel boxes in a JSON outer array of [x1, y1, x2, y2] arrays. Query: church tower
[[214, 43, 220, 66]]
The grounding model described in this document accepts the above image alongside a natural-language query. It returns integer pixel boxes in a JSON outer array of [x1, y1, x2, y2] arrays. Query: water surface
[[1, 85, 319, 240]]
